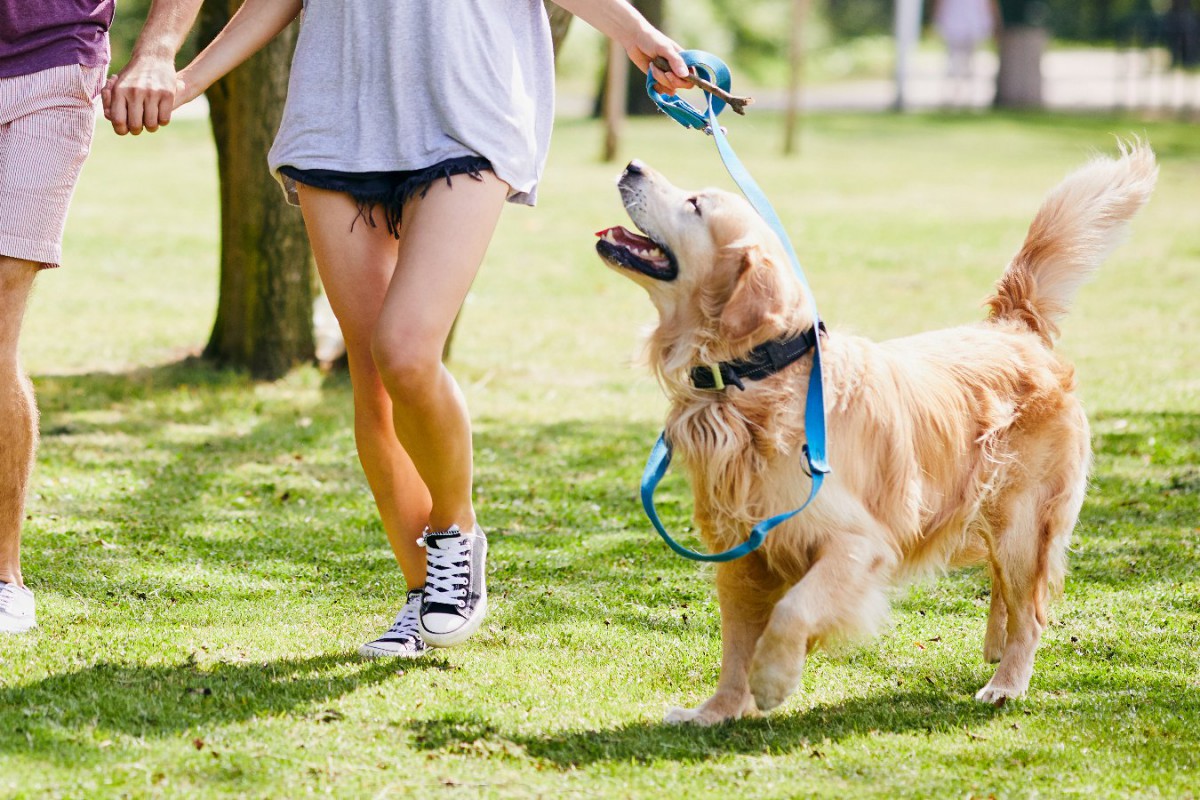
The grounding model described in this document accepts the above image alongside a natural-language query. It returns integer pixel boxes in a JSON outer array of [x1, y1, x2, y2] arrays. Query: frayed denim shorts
[[278, 155, 493, 239]]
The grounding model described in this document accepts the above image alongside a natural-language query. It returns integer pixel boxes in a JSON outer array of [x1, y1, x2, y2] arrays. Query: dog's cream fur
[[598, 144, 1157, 725]]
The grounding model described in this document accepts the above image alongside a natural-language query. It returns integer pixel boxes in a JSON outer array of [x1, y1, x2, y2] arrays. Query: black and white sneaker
[[417, 525, 487, 647], [358, 588, 427, 659]]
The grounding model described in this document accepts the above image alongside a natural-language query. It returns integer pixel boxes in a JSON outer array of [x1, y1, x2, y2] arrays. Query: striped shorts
[[0, 64, 106, 269]]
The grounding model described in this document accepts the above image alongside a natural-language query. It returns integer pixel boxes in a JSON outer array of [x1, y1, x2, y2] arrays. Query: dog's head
[[595, 160, 809, 371]]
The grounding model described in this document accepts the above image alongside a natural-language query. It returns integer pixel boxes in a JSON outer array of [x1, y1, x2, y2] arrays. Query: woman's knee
[[370, 331, 443, 399]]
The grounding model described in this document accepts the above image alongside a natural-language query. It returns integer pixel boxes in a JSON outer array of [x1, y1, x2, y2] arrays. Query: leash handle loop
[[646, 51, 729, 131]]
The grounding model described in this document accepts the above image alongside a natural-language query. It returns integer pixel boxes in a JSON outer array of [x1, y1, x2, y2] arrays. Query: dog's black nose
[[625, 160, 646, 177]]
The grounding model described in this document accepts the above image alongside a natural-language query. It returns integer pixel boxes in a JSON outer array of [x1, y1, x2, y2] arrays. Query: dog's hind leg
[[748, 522, 894, 712], [975, 456, 1084, 704], [975, 494, 1047, 704], [665, 557, 773, 726]]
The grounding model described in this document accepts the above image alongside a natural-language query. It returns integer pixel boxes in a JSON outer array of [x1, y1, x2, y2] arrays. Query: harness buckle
[[706, 363, 725, 391]]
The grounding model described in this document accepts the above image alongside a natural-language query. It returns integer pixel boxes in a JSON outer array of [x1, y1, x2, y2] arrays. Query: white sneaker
[[358, 589, 427, 659], [417, 525, 487, 648], [0, 582, 36, 633]]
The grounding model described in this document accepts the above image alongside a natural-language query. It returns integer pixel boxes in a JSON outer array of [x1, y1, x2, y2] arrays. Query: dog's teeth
[[603, 232, 618, 244]]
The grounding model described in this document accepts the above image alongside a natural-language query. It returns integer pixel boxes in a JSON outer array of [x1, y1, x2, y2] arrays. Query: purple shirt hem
[[0, 0, 114, 79]]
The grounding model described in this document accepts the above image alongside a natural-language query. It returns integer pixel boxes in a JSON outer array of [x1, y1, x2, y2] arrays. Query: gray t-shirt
[[267, 0, 555, 206]]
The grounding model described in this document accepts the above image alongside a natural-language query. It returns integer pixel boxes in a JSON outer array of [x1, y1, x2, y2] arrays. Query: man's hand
[[102, 54, 181, 135]]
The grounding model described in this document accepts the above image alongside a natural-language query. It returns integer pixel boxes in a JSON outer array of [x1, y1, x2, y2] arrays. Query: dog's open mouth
[[595, 226, 678, 281]]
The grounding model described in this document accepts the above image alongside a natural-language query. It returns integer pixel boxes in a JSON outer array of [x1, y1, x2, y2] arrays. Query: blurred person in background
[[933, 0, 1000, 107]]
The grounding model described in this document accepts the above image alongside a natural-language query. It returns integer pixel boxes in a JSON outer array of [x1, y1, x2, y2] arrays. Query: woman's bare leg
[[296, 185, 431, 588], [371, 171, 509, 533]]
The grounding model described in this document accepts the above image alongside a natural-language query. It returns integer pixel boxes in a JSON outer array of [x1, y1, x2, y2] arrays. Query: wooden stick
[[651, 57, 754, 115]]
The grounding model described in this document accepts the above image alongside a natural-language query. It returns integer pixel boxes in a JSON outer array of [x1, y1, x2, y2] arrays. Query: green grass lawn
[[4, 110, 1198, 798]]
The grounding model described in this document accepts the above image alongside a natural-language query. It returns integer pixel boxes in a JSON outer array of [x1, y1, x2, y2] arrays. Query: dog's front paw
[[749, 661, 801, 711], [664, 694, 756, 726], [664, 706, 707, 726], [748, 628, 806, 712], [974, 682, 1026, 706]]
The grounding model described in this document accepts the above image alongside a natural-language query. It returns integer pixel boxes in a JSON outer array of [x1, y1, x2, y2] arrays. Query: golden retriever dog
[[595, 143, 1157, 725]]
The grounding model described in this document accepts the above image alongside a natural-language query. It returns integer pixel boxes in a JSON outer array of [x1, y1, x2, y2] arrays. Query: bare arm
[[173, 0, 303, 108], [550, 0, 690, 92], [103, 0, 205, 135]]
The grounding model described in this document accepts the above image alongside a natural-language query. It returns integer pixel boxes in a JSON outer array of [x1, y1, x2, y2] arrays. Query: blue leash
[[639, 51, 830, 563]]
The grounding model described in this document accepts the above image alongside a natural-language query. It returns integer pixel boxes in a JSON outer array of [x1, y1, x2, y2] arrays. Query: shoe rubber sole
[[357, 643, 426, 659], [418, 592, 488, 648], [0, 616, 35, 634]]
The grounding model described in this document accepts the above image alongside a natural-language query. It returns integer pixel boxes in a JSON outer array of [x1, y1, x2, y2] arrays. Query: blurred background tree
[[197, 2, 312, 380]]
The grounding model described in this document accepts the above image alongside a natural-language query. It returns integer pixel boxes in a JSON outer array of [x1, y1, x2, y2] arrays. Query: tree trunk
[[593, 0, 664, 117], [625, 0, 663, 115], [994, 0, 1047, 109], [200, 3, 315, 379], [783, 0, 810, 154], [994, 25, 1047, 108], [546, 1, 573, 50], [603, 37, 629, 162]]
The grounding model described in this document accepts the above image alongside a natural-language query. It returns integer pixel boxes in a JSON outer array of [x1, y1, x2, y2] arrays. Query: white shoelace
[[385, 599, 422, 640], [419, 535, 472, 607]]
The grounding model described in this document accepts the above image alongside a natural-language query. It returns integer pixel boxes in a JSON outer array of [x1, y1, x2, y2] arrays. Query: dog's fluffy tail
[[985, 140, 1157, 344]]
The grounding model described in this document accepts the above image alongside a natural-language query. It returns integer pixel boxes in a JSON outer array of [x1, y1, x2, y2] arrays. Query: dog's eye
[[687, 197, 702, 216]]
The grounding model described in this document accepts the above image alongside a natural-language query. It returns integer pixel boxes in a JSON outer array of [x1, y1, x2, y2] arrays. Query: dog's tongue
[[596, 226, 650, 246], [595, 226, 670, 267]]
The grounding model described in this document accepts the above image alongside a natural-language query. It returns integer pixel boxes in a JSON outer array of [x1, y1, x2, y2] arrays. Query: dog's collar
[[690, 322, 825, 391]]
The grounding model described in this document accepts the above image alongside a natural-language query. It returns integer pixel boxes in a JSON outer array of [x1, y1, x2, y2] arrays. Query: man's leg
[[0, 257, 39, 632], [0, 65, 104, 632], [0, 257, 38, 587]]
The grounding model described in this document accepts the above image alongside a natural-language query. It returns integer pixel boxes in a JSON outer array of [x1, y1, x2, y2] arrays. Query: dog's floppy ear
[[717, 243, 786, 342]]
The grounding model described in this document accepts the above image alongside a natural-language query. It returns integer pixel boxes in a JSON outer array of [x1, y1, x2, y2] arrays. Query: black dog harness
[[689, 323, 825, 391]]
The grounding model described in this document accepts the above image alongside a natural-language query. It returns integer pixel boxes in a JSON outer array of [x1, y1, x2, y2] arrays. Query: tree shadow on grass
[[403, 670, 1200, 769], [30, 359, 701, 612], [404, 685, 1000, 768], [29, 359, 386, 602], [0, 651, 450, 765]]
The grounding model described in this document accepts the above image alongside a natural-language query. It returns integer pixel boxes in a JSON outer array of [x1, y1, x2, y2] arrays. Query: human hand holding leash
[[650, 56, 755, 115]]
